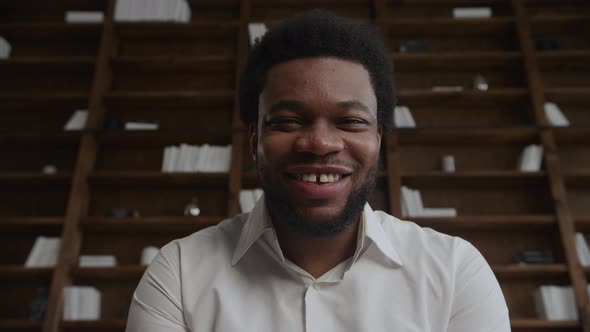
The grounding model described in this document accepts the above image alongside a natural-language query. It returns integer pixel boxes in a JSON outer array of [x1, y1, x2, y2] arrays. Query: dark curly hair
[[239, 10, 395, 131]]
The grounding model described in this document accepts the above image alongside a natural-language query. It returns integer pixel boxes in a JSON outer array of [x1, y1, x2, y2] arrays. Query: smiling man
[[126, 11, 510, 332]]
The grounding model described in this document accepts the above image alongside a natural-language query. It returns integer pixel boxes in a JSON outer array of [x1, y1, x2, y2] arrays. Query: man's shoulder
[[370, 210, 477, 261], [162, 213, 248, 259]]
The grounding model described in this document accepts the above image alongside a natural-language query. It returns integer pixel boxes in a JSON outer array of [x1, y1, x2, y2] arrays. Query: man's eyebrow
[[338, 100, 371, 113], [269, 100, 305, 114]]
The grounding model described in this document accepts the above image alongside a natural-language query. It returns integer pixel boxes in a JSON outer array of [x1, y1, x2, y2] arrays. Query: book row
[[161, 144, 232, 173], [23, 236, 159, 267], [114, 0, 191, 22]]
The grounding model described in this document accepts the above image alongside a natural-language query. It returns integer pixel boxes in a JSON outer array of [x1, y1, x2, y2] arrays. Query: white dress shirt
[[126, 195, 510, 332]]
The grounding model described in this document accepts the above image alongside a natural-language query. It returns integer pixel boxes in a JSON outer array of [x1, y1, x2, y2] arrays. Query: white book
[[164, 0, 176, 21], [173, 0, 184, 22], [63, 287, 76, 320], [24, 237, 46, 267], [79, 255, 117, 267], [453, 7, 492, 19], [185, 145, 197, 172], [64, 110, 88, 131], [253, 188, 263, 202], [249, 190, 259, 212], [181, 0, 191, 22], [544, 102, 570, 127], [534, 287, 548, 320], [248, 23, 268, 46], [124, 121, 159, 130], [519, 145, 543, 172], [155, 0, 166, 20], [575, 233, 590, 267], [0, 36, 11, 58], [78, 286, 101, 320], [412, 189, 424, 214], [432, 86, 464, 92], [221, 146, 232, 172], [25, 237, 61, 267], [180, 143, 193, 172], [401, 186, 419, 217], [543, 286, 558, 320], [562, 287, 578, 320], [65, 11, 104, 23], [209, 146, 222, 172], [114, 0, 126, 21], [162, 146, 171, 172], [421, 208, 458, 218], [402, 106, 416, 128], [239, 190, 254, 213], [194, 144, 209, 172], [167, 146, 180, 172], [400, 186, 413, 217]]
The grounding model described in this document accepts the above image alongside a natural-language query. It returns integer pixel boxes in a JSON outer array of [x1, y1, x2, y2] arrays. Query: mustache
[[278, 155, 359, 169]]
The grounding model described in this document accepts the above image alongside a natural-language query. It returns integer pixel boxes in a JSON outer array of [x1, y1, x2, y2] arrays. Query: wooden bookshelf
[[1, 0, 589, 331]]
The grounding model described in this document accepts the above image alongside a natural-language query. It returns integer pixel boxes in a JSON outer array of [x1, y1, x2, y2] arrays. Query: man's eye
[[268, 118, 303, 130], [339, 118, 368, 129]]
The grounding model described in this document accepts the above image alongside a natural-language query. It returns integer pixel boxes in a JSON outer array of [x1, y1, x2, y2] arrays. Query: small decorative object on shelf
[[105, 114, 123, 130], [0, 36, 11, 59], [248, 23, 268, 46], [398, 40, 426, 53], [442, 155, 456, 173], [141, 246, 159, 266], [104, 208, 140, 218], [184, 197, 201, 216], [27, 287, 49, 321], [42, 165, 58, 175], [513, 250, 554, 264], [25, 237, 61, 268], [536, 37, 561, 51], [473, 74, 489, 91]]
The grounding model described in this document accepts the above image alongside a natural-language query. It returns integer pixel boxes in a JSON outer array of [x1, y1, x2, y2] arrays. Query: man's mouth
[[286, 173, 351, 184]]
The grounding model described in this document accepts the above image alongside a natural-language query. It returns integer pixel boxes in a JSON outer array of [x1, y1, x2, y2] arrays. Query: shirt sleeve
[[126, 242, 188, 332], [447, 241, 511, 332]]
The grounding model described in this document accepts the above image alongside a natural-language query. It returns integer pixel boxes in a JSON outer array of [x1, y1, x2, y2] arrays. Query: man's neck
[[273, 219, 361, 279]]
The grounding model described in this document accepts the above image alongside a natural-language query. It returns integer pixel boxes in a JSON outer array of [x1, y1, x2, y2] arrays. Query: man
[[126, 11, 510, 331]]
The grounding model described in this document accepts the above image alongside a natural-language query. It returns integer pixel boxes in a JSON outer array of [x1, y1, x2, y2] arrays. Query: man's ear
[[248, 123, 258, 162]]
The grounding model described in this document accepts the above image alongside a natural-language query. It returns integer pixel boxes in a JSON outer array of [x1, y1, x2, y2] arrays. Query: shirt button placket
[[304, 285, 320, 332]]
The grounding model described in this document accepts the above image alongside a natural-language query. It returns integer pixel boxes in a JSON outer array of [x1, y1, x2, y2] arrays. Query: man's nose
[[293, 121, 344, 156]]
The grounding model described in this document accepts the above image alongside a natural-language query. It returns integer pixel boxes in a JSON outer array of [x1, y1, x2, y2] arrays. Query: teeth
[[300, 173, 342, 183]]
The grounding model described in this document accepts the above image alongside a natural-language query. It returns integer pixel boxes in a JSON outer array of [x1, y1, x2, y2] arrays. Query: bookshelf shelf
[[493, 264, 568, 279], [81, 216, 222, 233], [0, 320, 42, 332], [88, 171, 228, 188], [0, 267, 53, 279], [510, 318, 580, 332]]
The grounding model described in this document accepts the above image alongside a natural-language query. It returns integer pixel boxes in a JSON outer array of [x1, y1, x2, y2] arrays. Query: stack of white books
[[25, 237, 61, 268], [453, 7, 492, 19], [518, 144, 543, 172], [64, 110, 88, 131], [239, 188, 263, 213], [79, 255, 117, 267], [248, 23, 267, 46], [544, 102, 570, 127], [124, 121, 159, 130], [115, 0, 191, 22], [0, 36, 11, 59], [65, 11, 104, 23], [63, 286, 101, 321], [575, 233, 590, 267], [162, 144, 232, 173], [393, 106, 416, 128], [534, 285, 577, 320], [401, 186, 457, 218]]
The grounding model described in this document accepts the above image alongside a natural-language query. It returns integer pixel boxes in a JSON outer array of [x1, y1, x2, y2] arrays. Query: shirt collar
[[232, 194, 403, 267]]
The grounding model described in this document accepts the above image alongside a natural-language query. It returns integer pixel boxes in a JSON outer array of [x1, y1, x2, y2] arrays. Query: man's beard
[[258, 162, 378, 237]]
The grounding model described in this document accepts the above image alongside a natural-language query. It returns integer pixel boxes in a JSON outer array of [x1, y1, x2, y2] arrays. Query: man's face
[[251, 57, 382, 236]]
